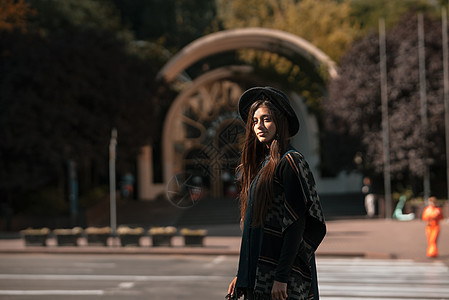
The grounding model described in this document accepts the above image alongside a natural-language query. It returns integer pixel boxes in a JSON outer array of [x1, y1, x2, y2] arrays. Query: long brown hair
[[237, 99, 290, 227]]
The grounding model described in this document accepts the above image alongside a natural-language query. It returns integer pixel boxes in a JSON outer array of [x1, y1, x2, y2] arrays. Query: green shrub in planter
[[53, 227, 83, 246], [117, 226, 144, 247], [181, 228, 207, 247], [149, 226, 177, 247], [20, 228, 50, 246], [85, 226, 111, 246]]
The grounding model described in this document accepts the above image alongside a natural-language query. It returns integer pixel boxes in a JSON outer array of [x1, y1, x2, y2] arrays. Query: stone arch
[[162, 68, 246, 197], [157, 27, 338, 82]]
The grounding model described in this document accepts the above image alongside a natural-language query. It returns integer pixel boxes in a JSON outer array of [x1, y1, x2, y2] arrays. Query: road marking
[[0, 290, 104, 295], [118, 282, 135, 288], [0, 274, 227, 281], [317, 258, 449, 299], [73, 262, 116, 268], [204, 255, 226, 268]]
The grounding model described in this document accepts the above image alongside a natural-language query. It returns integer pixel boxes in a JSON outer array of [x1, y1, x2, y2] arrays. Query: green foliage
[[350, 0, 438, 32], [392, 184, 414, 202], [217, 0, 360, 62], [27, 0, 129, 37], [127, 40, 172, 70], [112, 0, 176, 41], [216, 0, 360, 117], [25, 187, 68, 216], [235, 49, 326, 115], [78, 186, 109, 209], [112, 0, 218, 50], [0, 0, 175, 213]]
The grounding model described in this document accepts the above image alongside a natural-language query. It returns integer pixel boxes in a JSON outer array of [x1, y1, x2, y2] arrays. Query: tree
[[0, 0, 172, 215], [0, 0, 35, 33], [214, 0, 361, 117], [325, 12, 446, 195], [112, 0, 218, 50], [217, 0, 361, 63], [350, 0, 438, 32], [26, 0, 127, 37]]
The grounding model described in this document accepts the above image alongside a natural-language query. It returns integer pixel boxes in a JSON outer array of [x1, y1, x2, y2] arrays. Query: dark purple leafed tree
[[324, 12, 446, 193]]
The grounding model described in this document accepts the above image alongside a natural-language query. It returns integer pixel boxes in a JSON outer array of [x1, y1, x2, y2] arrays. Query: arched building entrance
[[163, 77, 245, 198], [138, 28, 361, 201]]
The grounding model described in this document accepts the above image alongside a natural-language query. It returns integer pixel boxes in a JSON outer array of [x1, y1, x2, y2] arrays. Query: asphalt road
[[0, 253, 235, 300], [1, 253, 449, 299]]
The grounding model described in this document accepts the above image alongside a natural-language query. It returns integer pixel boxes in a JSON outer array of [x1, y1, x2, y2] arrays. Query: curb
[[317, 251, 394, 259], [0, 247, 240, 256], [0, 247, 393, 259]]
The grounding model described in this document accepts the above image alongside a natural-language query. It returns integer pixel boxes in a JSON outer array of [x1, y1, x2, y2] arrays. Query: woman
[[227, 87, 326, 300]]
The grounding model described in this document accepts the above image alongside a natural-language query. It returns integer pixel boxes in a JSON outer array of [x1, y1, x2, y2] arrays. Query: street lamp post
[[442, 8, 449, 205], [379, 18, 392, 219], [109, 128, 118, 241], [418, 13, 431, 201]]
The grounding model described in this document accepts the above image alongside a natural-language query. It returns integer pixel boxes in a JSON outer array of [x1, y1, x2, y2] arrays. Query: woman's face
[[253, 106, 277, 144]]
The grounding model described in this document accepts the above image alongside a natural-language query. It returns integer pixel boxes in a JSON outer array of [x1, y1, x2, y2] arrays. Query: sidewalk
[[1, 219, 448, 265], [318, 218, 449, 264]]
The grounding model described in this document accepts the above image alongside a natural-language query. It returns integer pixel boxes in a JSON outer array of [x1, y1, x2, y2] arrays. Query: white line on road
[[0, 274, 227, 281], [118, 282, 135, 288], [72, 262, 116, 268], [204, 255, 226, 268], [0, 290, 104, 295]]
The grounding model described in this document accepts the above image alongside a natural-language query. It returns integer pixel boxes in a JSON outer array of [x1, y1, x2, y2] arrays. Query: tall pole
[[418, 13, 431, 201], [67, 159, 78, 226], [379, 18, 392, 219], [442, 7, 449, 202], [109, 128, 118, 239]]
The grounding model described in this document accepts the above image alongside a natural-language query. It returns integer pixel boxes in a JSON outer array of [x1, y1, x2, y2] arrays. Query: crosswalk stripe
[[0, 290, 105, 295], [0, 274, 227, 281], [317, 258, 449, 299]]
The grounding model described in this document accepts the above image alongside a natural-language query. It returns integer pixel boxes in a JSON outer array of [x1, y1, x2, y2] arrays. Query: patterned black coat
[[253, 150, 326, 300]]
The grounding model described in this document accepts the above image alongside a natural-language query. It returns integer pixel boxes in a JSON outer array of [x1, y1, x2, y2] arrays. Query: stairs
[[86, 193, 366, 228], [175, 197, 241, 226], [320, 193, 366, 219], [86, 196, 241, 228]]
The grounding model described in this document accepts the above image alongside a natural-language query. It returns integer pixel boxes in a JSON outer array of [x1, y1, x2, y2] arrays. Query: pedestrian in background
[[226, 87, 326, 300], [120, 172, 135, 199], [362, 177, 375, 218], [422, 196, 443, 258]]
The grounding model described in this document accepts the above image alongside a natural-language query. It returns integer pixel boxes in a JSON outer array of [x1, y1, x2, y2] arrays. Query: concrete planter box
[[183, 235, 205, 247], [151, 234, 174, 247], [118, 226, 144, 247], [149, 227, 177, 247], [119, 234, 142, 246], [85, 227, 111, 246], [20, 228, 50, 246], [86, 234, 110, 246], [181, 228, 207, 247], [53, 228, 83, 246]]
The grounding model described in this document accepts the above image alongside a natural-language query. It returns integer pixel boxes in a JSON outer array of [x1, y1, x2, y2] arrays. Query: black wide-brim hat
[[238, 86, 300, 136]]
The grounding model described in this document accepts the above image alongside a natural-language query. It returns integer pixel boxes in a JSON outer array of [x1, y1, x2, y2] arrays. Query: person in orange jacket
[[421, 196, 443, 258]]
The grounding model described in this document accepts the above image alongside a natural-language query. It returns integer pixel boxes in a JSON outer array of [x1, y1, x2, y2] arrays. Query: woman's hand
[[226, 277, 237, 299], [271, 280, 288, 300]]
